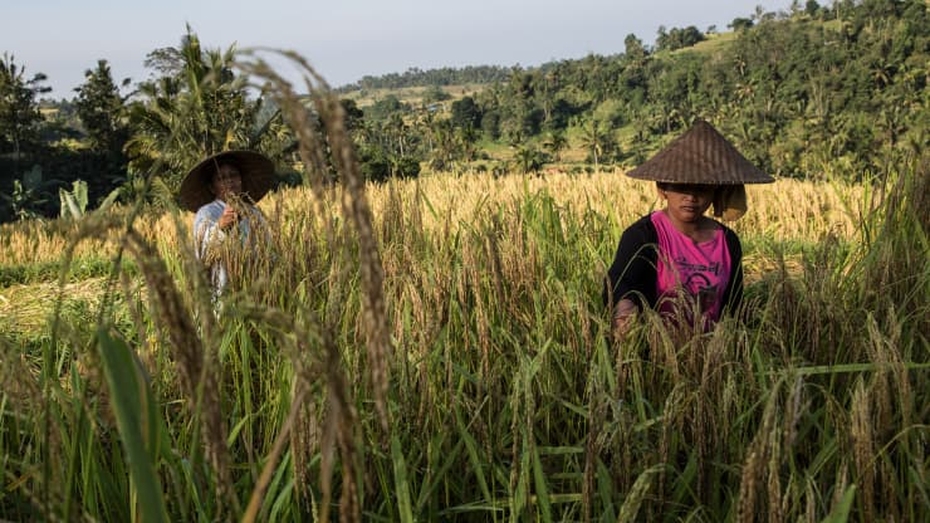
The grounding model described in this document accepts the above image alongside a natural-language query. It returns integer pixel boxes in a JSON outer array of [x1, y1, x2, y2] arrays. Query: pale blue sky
[[5, 0, 790, 99]]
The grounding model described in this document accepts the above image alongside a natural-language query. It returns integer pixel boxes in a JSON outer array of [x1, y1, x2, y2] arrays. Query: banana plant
[[59, 179, 89, 218], [59, 179, 123, 219]]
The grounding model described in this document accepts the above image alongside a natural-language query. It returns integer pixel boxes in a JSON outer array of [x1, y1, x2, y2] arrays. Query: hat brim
[[178, 150, 276, 212], [626, 120, 774, 185]]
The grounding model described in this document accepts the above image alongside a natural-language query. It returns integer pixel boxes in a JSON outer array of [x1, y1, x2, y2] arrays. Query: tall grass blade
[[454, 398, 494, 507], [617, 465, 662, 523], [414, 434, 464, 515], [821, 485, 856, 523], [531, 443, 553, 523], [95, 328, 169, 523], [391, 432, 416, 523]]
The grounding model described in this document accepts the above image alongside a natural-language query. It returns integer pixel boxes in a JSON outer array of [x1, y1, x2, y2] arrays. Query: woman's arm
[[604, 216, 658, 336], [721, 228, 744, 316], [194, 203, 228, 263], [612, 298, 640, 337]]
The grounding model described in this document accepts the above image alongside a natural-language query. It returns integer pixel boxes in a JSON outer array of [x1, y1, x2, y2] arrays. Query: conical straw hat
[[178, 150, 275, 212], [625, 120, 774, 185]]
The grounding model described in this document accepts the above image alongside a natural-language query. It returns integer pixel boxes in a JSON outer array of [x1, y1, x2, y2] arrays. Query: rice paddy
[[0, 54, 927, 522]]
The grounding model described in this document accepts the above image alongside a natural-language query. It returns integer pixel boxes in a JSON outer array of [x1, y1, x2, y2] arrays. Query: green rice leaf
[[821, 485, 856, 523], [531, 444, 553, 523], [391, 432, 416, 523], [96, 328, 169, 523]]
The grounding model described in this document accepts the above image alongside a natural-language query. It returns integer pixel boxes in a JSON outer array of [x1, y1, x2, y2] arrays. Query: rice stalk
[[241, 382, 310, 523], [582, 370, 607, 523], [617, 464, 661, 523], [804, 477, 817, 523], [782, 375, 805, 454], [122, 227, 238, 516], [237, 49, 391, 437], [850, 379, 875, 522], [737, 378, 782, 523], [766, 419, 784, 523]]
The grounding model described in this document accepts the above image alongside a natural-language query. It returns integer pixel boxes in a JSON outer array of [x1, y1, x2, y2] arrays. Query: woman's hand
[[612, 299, 638, 339], [218, 206, 239, 230]]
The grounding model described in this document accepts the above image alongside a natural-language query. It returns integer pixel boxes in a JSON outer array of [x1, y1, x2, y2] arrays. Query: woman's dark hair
[[656, 181, 717, 194]]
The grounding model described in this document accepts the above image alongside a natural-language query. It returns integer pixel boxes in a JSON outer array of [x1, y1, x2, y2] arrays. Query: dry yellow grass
[[0, 277, 110, 334], [360, 170, 864, 242], [0, 171, 865, 268], [0, 171, 865, 339]]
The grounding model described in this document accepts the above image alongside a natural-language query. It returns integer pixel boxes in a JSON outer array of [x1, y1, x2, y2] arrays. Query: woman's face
[[211, 164, 242, 201], [659, 183, 715, 223]]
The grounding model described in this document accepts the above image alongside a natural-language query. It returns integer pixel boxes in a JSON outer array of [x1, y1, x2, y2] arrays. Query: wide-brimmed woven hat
[[625, 119, 774, 185], [178, 150, 275, 212]]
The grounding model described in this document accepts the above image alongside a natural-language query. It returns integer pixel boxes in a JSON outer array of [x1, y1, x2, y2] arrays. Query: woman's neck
[[662, 211, 715, 242]]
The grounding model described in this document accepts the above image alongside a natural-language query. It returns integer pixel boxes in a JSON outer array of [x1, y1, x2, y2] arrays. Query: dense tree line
[[1, 0, 928, 222], [337, 65, 514, 92], [348, 0, 929, 180]]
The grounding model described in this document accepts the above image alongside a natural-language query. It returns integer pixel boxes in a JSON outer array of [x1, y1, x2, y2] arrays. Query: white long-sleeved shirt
[[193, 199, 268, 299]]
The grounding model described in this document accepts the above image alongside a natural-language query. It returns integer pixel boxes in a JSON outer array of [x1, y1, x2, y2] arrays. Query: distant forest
[[1, 0, 928, 223], [335, 65, 515, 92]]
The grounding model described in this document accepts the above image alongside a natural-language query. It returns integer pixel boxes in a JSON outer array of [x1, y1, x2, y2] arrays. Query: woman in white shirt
[[179, 150, 275, 302]]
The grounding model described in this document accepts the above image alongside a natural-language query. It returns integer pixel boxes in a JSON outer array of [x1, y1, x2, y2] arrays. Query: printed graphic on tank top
[[650, 210, 731, 331]]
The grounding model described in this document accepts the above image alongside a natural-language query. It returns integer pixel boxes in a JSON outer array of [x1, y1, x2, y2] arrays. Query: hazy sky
[[5, 0, 790, 99]]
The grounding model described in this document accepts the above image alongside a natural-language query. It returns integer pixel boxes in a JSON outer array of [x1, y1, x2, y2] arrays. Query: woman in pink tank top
[[651, 184, 732, 331], [603, 120, 775, 340]]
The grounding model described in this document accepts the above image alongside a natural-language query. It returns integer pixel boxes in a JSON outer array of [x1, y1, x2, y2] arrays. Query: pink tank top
[[651, 211, 731, 328]]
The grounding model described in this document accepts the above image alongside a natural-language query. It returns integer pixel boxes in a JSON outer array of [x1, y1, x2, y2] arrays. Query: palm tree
[[125, 27, 285, 193], [579, 118, 606, 171], [0, 53, 49, 158], [514, 145, 543, 175], [542, 130, 568, 163], [428, 119, 458, 172]]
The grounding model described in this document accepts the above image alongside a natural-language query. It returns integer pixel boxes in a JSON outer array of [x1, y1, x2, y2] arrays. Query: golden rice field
[[0, 171, 865, 338], [0, 169, 864, 269], [2, 163, 927, 522]]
